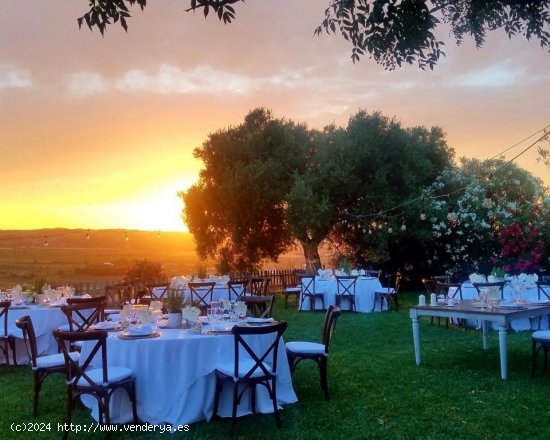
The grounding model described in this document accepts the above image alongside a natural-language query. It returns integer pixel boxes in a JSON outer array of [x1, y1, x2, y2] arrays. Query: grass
[[2, 292, 550, 439]]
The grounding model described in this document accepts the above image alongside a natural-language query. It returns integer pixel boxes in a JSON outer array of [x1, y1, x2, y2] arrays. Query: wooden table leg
[[498, 324, 508, 380], [412, 316, 421, 365]]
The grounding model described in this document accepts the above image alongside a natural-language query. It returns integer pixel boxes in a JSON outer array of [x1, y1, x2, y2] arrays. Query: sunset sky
[[1, 1, 549, 232]]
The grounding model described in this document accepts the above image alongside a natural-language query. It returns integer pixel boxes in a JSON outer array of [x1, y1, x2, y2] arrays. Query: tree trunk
[[300, 240, 322, 274]]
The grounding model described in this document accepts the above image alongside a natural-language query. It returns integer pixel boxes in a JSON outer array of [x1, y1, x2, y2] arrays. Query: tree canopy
[[78, 0, 550, 69], [181, 108, 454, 273]]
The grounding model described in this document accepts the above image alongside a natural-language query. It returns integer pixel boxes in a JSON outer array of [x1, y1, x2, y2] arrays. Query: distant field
[[0, 229, 306, 288]]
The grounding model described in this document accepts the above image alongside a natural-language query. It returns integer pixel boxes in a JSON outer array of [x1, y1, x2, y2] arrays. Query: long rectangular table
[[409, 301, 550, 379]]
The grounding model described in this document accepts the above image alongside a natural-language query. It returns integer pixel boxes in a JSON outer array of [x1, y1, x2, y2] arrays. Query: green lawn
[[2, 292, 550, 439]]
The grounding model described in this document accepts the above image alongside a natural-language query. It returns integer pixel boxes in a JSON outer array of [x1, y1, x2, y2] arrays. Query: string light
[[401, 220, 407, 232], [44, 236, 48, 247], [157, 229, 161, 238], [125, 232, 129, 241], [420, 210, 427, 221], [86, 229, 90, 240]]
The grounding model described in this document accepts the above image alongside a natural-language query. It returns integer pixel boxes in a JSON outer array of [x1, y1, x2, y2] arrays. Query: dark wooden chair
[[281, 272, 301, 308], [239, 295, 275, 318], [246, 277, 270, 296], [373, 272, 402, 311], [472, 281, 505, 300], [53, 329, 138, 439], [16, 315, 79, 417], [532, 329, 550, 377], [61, 300, 105, 332], [298, 275, 325, 311], [335, 275, 358, 312], [212, 321, 287, 435], [0, 300, 17, 366], [104, 283, 133, 310], [227, 279, 248, 302], [188, 282, 215, 315], [285, 306, 342, 399], [146, 283, 170, 300]]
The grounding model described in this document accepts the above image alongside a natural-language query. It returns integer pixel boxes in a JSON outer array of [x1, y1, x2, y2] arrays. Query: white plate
[[247, 317, 274, 324], [499, 303, 525, 309]]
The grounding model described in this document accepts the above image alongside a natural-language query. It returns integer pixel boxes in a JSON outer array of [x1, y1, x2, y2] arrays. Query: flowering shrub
[[497, 222, 546, 274], [423, 158, 548, 278]]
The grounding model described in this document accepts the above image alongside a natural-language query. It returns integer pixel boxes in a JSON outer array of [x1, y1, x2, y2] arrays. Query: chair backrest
[[537, 281, 550, 300], [322, 305, 342, 354], [67, 295, 107, 306], [0, 300, 9, 337], [541, 276, 550, 284], [422, 278, 436, 296], [336, 276, 357, 296], [188, 282, 215, 307], [53, 329, 108, 392], [15, 315, 38, 367], [472, 281, 505, 299], [61, 301, 105, 332], [228, 280, 247, 301], [298, 275, 316, 296], [381, 272, 401, 293], [240, 295, 275, 318], [104, 283, 133, 309], [231, 321, 287, 380], [437, 282, 463, 300], [146, 283, 170, 299], [247, 277, 266, 296], [365, 269, 382, 279]]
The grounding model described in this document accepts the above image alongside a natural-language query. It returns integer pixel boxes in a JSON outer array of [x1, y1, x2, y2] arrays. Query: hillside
[[0, 229, 201, 287], [0, 229, 306, 288]]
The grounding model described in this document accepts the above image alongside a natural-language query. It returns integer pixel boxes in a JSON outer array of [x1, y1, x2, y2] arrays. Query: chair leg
[[251, 384, 257, 415], [212, 377, 222, 420], [320, 357, 329, 400], [129, 382, 138, 423], [63, 386, 73, 440], [230, 384, 239, 436], [10, 337, 17, 366], [271, 379, 281, 428], [33, 371, 42, 417]]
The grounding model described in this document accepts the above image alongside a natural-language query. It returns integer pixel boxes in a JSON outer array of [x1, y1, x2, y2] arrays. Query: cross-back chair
[[16, 315, 79, 417], [104, 283, 133, 310], [61, 300, 105, 332], [282, 272, 301, 309], [239, 295, 275, 318], [188, 282, 215, 314], [335, 275, 358, 312], [0, 300, 17, 366], [228, 280, 248, 302], [298, 275, 325, 311], [286, 305, 342, 399], [53, 329, 138, 439], [212, 321, 288, 435], [373, 272, 402, 311], [472, 281, 505, 300]]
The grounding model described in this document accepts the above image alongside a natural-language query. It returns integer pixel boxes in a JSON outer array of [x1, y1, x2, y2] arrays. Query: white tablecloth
[[1, 304, 66, 364], [299, 277, 384, 313], [456, 282, 546, 331], [80, 328, 297, 427]]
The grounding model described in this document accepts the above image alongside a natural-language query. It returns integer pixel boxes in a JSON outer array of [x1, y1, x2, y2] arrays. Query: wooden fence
[[74, 269, 304, 296]]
